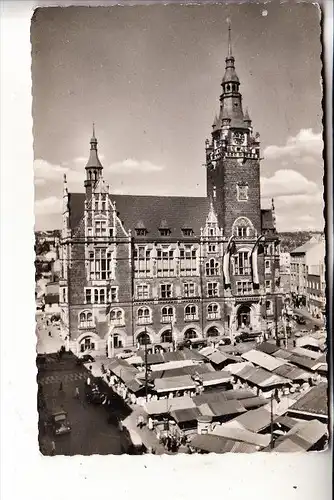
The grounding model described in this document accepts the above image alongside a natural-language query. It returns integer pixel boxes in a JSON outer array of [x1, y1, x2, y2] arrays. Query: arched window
[[207, 326, 220, 337], [207, 303, 220, 320], [161, 306, 174, 323], [110, 334, 123, 349], [184, 328, 197, 340], [161, 330, 173, 344], [206, 258, 219, 276], [137, 332, 150, 346], [78, 310, 94, 328], [185, 304, 198, 321], [110, 308, 124, 326], [137, 307, 151, 325], [79, 336, 95, 352], [232, 217, 255, 239]]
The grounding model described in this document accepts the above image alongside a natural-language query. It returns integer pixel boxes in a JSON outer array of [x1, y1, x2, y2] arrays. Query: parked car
[[76, 353, 95, 364], [235, 331, 262, 343], [115, 349, 134, 360]]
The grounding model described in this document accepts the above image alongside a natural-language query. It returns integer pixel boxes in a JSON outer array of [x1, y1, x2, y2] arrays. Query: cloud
[[34, 158, 84, 186], [263, 128, 323, 163], [109, 158, 164, 174], [35, 196, 62, 215], [261, 169, 319, 198]]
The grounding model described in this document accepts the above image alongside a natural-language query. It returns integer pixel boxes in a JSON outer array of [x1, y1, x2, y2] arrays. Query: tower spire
[[227, 19, 232, 57]]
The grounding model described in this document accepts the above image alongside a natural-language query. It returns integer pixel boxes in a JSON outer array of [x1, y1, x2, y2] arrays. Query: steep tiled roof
[[68, 193, 209, 238], [288, 382, 328, 416]]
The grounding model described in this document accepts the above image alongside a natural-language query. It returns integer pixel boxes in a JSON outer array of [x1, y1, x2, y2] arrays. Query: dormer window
[[135, 221, 147, 237], [182, 228, 193, 237], [159, 228, 171, 237]]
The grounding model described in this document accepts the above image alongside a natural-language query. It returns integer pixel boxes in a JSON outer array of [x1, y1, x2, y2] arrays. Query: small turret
[[84, 124, 103, 196]]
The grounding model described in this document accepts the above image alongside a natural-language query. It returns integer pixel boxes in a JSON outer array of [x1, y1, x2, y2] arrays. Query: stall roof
[[181, 347, 206, 362], [150, 359, 200, 372], [272, 364, 309, 381], [272, 349, 294, 360], [235, 365, 289, 388], [200, 371, 232, 386], [154, 375, 196, 393], [151, 363, 214, 380], [225, 361, 254, 375], [288, 383, 328, 417], [291, 347, 323, 360], [192, 389, 255, 407], [239, 396, 268, 410], [170, 407, 201, 424], [199, 399, 246, 418], [256, 342, 280, 355], [137, 351, 165, 365], [231, 407, 272, 433], [241, 349, 287, 372], [288, 355, 326, 371], [211, 423, 271, 448], [163, 351, 185, 362], [190, 433, 257, 454], [272, 419, 327, 452], [83, 360, 105, 379], [144, 395, 195, 416]]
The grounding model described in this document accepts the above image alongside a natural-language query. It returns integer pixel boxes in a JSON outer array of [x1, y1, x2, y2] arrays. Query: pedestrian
[[49, 331, 52, 337], [51, 440, 56, 456], [86, 376, 91, 386], [75, 386, 80, 399], [59, 382, 63, 391], [118, 420, 124, 432]]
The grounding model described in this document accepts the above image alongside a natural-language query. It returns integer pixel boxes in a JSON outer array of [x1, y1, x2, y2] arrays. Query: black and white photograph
[[32, 3, 329, 456]]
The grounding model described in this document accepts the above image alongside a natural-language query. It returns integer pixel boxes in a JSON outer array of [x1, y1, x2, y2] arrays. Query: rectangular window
[[265, 260, 271, 274], [236, 281, 252, 295], [180, 246, 197, 277], [89, 249, 112, 280], [136, 284, 149, 300], [109, 286, 118, 302], [94, 288, 99, 303], [100, 288, 106, 304], [85, 288, 92, 304], [236, 227, 248, 238], [208, 243, 217, 253], [182, 228, 193, 237], [184, 282, 196, 298], [234, 252, 251, 275], [95, 220, 107, 237], [134, 246, 151, 277], [157, 247, 175, 277], [160, 284, 172, 299], [265, 280, 271, 291], [207, 282, 219, 297]]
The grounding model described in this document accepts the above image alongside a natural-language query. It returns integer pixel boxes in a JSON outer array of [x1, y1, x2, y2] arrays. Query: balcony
[[207, 312, 220, 320], [185, 314, 199, 322], [161, 315, 174, 324], [78, 321, 95, 330], [137, 316, 152, 325], [110, 318, 125, 327]]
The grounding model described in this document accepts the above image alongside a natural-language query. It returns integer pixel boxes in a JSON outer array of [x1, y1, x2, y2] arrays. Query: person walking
[[74, 386, 80, 399], [59, 382, 63, 392], [51, 440, 56, 456]]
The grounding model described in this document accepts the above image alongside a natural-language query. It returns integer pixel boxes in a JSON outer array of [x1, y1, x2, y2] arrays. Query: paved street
[[36, 313, 64, 354], [38, 354, 132, 455]]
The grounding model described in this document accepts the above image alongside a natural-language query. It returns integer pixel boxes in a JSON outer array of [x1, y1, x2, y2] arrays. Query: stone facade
[[59, 32, 282, 356]]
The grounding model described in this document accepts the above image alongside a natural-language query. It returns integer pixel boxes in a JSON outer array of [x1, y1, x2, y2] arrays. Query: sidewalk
[[122, 404, 172, 455]]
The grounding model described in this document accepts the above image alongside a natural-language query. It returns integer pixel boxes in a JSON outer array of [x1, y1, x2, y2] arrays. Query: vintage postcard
[[32, 3, 328, 456]]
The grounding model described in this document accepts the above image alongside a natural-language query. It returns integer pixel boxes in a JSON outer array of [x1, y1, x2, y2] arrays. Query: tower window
[[159, 228, 171, 237], [182, 228, 193, 237]]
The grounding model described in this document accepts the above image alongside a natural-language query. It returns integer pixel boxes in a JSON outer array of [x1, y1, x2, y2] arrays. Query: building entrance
[[237, 304, 251, 329]]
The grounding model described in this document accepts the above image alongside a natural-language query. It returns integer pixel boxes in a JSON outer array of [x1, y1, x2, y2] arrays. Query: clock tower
[[206, 25, 261, 238]]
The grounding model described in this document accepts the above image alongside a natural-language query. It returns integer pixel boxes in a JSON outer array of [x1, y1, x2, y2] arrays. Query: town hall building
[[59, 29, 282, 356]]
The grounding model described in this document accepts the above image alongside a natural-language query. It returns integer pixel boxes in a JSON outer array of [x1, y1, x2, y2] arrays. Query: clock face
[[233, 132, 244, 145]]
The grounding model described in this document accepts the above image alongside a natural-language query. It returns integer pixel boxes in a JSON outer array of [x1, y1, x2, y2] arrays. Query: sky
[[31, 3, 324, 232]]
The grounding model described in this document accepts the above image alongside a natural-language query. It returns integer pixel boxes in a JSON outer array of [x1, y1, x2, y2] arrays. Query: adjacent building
[[290, 237, 325, 304], [59, 29, 282, 355]]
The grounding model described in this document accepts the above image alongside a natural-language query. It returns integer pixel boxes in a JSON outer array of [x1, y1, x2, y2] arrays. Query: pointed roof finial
[[92, 122, 96, 139], [227, 18, 232, 57]]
